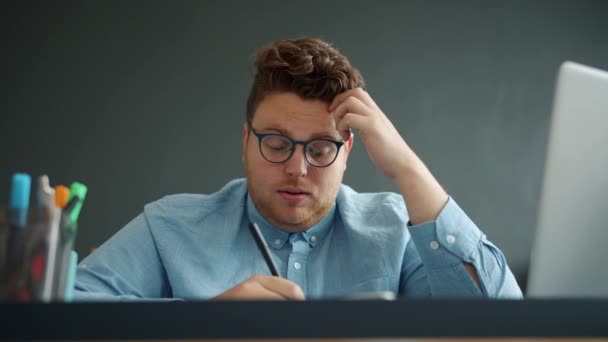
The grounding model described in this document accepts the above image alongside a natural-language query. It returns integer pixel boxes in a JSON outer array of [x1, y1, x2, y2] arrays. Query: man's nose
[[284, 145, 308, 178]]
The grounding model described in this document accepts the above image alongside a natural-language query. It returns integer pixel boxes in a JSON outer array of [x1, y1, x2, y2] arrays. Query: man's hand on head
[[329, 87, 448, 225], [329, 88, 413, 182], [211, 275, 305, 301]]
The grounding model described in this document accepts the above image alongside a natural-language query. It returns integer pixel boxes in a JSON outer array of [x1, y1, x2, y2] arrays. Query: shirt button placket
[[287, 234, 310, 295]]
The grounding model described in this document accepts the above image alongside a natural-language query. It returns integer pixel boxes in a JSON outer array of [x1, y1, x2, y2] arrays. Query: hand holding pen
[[211, 222, 304, 300], [212, 274, 305, 300]]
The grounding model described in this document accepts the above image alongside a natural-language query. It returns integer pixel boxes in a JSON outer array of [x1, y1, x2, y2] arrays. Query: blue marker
[[5, 173, 32, 281], [10, 173, 31, 227]]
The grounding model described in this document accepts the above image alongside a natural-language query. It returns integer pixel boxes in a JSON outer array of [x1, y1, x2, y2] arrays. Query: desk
[[2, 299, 607, 340], [78, 340, 608, 342]]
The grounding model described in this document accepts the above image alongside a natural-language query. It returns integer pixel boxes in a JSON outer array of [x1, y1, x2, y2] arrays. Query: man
[[75, 38, 522, 300]]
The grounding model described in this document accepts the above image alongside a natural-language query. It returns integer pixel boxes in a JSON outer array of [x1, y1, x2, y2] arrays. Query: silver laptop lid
[[527, 61, 608, 298]]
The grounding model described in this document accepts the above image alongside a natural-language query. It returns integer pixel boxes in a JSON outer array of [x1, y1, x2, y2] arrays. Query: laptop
[[526, 61, 608, 298]]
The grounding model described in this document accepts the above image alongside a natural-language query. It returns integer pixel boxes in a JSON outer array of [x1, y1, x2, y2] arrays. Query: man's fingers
[[332, 96, 370, 122], [339, 128, 351, 142], [255, 275, 305, 300], [213, 275, 305, 300], [328, 87, 372, 112], [336, 114, 368, 138], [333, 96, 375, 137]]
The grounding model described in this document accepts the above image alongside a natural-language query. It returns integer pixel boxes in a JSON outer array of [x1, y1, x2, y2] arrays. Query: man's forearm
[[395, 152, 482, 290], [394, 151, 449, 225]]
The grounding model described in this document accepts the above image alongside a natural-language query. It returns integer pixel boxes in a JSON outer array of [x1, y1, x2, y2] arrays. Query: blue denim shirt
[[74, 178, 522, 300]]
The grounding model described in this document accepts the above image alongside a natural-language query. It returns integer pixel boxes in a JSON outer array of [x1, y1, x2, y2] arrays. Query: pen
[[248, 222, 281, 277], [4, 173, 31, 298], [33, 176, 66, 301], [37, 175, 55, 211], [63, 250, 78, 302], [9, 173, 31, 228], [68, 182, 87, 225], [54, 182, 87, 299], [54, 185, 70, 210], [52, 195, 78, 298], [6, 173, 31, 265], [32, 175, 59, 301]]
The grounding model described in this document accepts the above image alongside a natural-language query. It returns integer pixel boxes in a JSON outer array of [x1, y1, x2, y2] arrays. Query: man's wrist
[[394, 157, 448, 225]]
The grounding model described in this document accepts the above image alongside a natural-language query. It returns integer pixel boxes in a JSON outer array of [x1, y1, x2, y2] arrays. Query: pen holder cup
[[0, 207, 73, 302]]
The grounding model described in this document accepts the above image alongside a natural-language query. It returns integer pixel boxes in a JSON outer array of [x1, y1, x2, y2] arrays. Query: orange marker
[[54, 185, 70, 209]]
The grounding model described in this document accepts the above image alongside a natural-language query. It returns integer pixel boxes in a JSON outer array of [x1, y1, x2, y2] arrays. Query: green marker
[[53, 182, 87, 299], [68, 182, 88, 225], [64, 251, 78, 302]]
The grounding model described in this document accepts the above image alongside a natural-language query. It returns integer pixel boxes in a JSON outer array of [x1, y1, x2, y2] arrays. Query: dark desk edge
[[2, 299, 608, 340]]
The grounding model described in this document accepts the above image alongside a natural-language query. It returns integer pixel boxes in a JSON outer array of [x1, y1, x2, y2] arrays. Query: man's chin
[[270, 210, 314, 231]]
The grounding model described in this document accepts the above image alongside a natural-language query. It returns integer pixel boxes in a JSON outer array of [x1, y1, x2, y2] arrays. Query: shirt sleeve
[[404, 197, 523, 298], [73, 213, 173, 301]]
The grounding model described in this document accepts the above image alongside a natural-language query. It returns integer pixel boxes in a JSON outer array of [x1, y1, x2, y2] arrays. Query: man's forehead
[[253, 112, 340, 138], [252, 92, 339, 135]]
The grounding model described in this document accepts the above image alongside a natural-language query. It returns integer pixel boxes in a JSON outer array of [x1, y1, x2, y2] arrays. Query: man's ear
[[343, 131, 354, 171], [344, 130, 354, 154], [242, 122, 249, 163]]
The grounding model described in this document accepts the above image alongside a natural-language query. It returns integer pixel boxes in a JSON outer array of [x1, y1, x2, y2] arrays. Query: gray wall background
[[2, 0, 607, 293]]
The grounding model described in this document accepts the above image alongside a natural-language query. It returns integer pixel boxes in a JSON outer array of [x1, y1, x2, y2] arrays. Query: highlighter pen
[[9, 173, 31, 228], [63, 250, 78, 302], [68, 182, 87, 225], [6, 173, 31, 269], [55, 182, 87, 299], [3, 173, 31, 298], [31, 175, 59, 301], [52, 195, 79, 299], [54, 185, 70, 209], [35, 177, 69, 302], [37, 175, 55, 211], [49, 184, 70, 297], [248, 222, 281, 277], [39, 206, 62, 302]]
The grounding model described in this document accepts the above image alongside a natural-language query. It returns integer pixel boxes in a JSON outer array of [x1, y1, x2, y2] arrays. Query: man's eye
[[268, 144, 290, 151], [264, 137, 291, 151], [308, 144, 332, 157]]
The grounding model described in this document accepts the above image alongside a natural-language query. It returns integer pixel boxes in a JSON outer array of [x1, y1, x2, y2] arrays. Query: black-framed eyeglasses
[[250, 126, 345, 168]]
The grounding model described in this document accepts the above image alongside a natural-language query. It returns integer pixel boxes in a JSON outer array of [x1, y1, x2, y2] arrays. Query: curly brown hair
[[246, 38, 365, 124]]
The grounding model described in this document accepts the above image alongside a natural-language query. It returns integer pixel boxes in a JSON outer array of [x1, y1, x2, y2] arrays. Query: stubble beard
[[247, 180, 338, 233]]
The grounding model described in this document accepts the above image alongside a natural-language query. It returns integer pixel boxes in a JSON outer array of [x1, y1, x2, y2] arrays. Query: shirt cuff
[[407, 196, 482, 270]]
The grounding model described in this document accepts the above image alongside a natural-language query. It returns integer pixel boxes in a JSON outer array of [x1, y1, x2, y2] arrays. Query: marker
[[33, 177, 68, 301], [32, 175, 58, 301], [6, 173, 31, 261], [54, 182, 86, 299], [4, 173, 32, 297], [68, 182, 87, 226], [37, 175, 55, 210], [63, 251, 78, 302], [52, 195, 79, 299], [9, 173, 31, 228], [248, 222, 281, 277], [54, 185, 70, 209]]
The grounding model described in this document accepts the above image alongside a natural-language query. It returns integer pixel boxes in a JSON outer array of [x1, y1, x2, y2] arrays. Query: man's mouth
[[279, 187, 309, 195], [277, 187, 310, 203]]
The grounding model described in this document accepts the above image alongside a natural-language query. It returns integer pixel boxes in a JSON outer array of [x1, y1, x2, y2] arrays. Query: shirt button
[[430, 241, 439, 250], [310, 236, 317, 242], [446, 235, 456, 244], [293, 262, 301, 270], [274, 239, 281, 246]]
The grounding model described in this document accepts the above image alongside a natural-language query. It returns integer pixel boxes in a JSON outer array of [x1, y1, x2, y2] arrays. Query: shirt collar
[[246, 193, 335, 249]]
